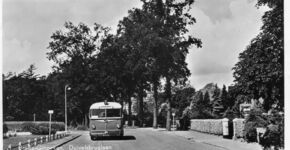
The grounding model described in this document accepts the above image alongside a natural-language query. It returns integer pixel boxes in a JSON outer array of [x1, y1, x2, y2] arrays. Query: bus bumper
[[90, 129, 123, 137]]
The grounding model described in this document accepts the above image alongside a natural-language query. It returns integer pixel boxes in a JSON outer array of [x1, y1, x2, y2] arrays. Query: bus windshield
[[107, 109, 121, 117], [90, 109, 121, 118]]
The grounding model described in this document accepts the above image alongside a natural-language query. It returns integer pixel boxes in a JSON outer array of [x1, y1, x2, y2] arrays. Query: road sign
[[48, 110, 54, 114]]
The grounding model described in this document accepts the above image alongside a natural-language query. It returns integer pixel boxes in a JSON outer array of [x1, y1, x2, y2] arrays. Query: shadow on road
[[92, 136, 136, 141]]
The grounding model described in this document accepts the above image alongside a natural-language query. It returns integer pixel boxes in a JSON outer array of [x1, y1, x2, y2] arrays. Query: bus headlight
[[116, 124, 121, 129], [92, 124, 96, 129]]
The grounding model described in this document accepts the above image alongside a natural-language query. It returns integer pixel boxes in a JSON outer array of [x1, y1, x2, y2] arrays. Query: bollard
[[27, 139, 31, 148], [34, 138, 37, 146], [46, 135, 48, 142], [18, 142, 22, 150], [222, 118, 229, 138], [132, 120, 135, 127], [40, 137, 43, 144], [51, 135, 53, 140], [8, 144, 11, 150]]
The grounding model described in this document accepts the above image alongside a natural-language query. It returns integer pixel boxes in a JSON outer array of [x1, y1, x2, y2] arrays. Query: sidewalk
[[32, 133, 81, 150], [145, 128, 263, 150]]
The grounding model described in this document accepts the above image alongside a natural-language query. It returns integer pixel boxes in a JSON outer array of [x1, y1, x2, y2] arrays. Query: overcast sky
[[3, 0, 267, 90]]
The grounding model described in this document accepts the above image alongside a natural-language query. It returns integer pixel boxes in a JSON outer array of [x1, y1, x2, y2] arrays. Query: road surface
[[58, 128, 225, 150]]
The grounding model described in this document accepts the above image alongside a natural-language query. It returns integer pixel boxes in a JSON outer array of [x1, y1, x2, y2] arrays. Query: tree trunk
[[138, 89, 144, 127], [82, 115, 85, 126], [165, 76, 172, 131], [85, 113, 89, 128], [166, 100, 171, 131], [153, 82, 158, 128], [128, 97, 132, 126]]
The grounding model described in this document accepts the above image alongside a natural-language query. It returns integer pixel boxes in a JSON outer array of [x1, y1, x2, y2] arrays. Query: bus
[[89, 101, 124, 140]]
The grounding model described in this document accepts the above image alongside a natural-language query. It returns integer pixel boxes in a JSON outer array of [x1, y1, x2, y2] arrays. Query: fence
[[6, 132, 68, 150], [190, 118, 247, 139], [190, 119, 223, 135]]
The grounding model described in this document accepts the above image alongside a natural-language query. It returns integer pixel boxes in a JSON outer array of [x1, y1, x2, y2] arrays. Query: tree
[[189, 91, 212, 119], [203, 91, 211, 108], [171, 86, 195, 117], [47, 22, 110, 126], [211, 84, 223, 118], [95, 33, 144, 127], [233, 0, 283, 111], [227, 85, 240, 108], [3, 65, 50, 121], [117, 0, 201, 129], [116, 12, 152, 126], [220, 85, 228, 111], [143, 0, 202, 131]]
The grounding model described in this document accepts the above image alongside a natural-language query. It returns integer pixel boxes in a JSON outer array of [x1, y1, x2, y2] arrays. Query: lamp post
[[48, 110, 54, 139], [172, 113, 175, 130], [65, 85, 71, 132]]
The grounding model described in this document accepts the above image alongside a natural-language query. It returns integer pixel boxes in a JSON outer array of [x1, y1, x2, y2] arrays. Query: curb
[[201, 141, 230, 150], [48, 134, 82, 150]]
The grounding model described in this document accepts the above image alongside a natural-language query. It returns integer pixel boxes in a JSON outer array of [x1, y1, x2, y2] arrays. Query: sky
[[2, 0, 267, 90]]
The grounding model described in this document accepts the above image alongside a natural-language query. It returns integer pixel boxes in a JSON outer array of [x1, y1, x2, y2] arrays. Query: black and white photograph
[[1, 0, 286, 150]]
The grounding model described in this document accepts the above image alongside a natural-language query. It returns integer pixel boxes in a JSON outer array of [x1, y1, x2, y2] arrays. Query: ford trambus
[[89, 101, 124, 140]]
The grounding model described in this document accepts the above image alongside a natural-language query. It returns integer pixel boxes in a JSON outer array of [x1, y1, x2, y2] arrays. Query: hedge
[[4, 121, 64, 135], [21, 122, 65, 135], [233, 118, 245, 138], [190, 119, 223, 135], [5, 121, 65, 132]]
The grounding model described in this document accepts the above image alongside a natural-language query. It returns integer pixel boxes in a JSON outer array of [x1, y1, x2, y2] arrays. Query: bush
[[5, 121, 24, 132], [143, 111, 153, 127], [243, 108, 267, 142], [49, 123, 65, 131], [76, 125, 88, 130], [3, 123, 8, 134], [178, 115, 190, 130], [260, 111, 284, 149], [21, 122, 37, 132], [21, 122, 64, 135], [244, 121, 259, 142]]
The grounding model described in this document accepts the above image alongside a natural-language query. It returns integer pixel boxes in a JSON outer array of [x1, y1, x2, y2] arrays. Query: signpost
[[48, 110, 54, 140]]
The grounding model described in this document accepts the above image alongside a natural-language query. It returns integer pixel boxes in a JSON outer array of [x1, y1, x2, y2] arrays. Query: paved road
[[58, 128, 226, 150]]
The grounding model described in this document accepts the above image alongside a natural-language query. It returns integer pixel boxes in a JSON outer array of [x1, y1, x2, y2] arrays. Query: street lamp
[[48, 110, 54, 139], [172, 113, 175, 130], [65, 84, 71, 133]]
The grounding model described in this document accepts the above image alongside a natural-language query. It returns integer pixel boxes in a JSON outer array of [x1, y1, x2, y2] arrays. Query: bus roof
[[89, 102, 122, 109]]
